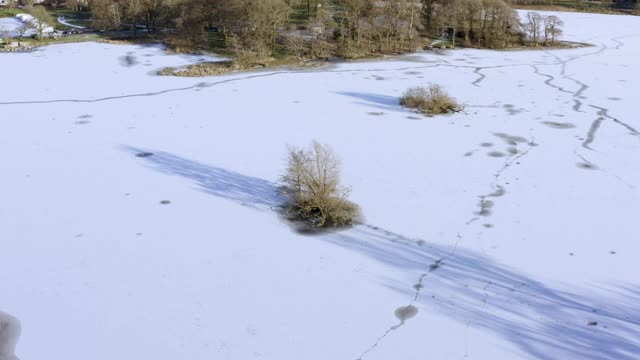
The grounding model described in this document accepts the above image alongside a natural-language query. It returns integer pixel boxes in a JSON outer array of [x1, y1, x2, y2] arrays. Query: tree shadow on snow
[[126, 147, 640, 359], [327, 226, 640, 360], [334, 91, 404, 113], [124, 147, 285, 210]]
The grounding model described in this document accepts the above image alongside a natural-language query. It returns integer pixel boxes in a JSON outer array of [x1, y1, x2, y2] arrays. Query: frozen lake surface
[[0, 11, 639, 360], [0, 18, 23, 37]]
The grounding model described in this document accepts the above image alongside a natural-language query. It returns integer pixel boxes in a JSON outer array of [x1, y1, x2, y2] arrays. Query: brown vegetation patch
[[281, 141, 360, 229], [400, 85, 463, 115]]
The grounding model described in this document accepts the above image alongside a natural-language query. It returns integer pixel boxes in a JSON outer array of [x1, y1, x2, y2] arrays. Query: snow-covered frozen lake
[[0, 16, 40, 38], [0, 17, 24, 37], [1, 11, 639, 360]]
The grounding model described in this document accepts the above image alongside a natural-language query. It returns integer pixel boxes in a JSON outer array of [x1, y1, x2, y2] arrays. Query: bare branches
[[525, 12, 564, 46], [281, 141, 360, 228]]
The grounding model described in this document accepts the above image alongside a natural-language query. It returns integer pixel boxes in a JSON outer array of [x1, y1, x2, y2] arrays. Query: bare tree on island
[[281, 141, 360, 229]]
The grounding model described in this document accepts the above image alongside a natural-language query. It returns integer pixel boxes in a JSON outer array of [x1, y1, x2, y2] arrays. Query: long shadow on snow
[[128, 148, 640, 359], [329, 226, 640, 360], [125, 147, 284, 209], [334, 91, 404, 112]]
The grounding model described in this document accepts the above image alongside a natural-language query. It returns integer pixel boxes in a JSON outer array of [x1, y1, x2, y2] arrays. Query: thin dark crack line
[[588, 104, 640, 141], [529, 65, 574, 95], [0, 59, 580, 107], [545, 45, 609, 113], [355, 233, 461, 360], [573, 148, 636, 189], [538, 38, 638, 189], [582, 113, 605, 151], [472, 67, 486, 87], [356, 135, 536, 359], [0, 71, 288, 105]]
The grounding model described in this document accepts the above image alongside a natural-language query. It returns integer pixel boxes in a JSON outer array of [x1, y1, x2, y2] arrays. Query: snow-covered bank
[[16, 13, 54, 34], [0, 17, 28, 38], [0, 11, 639, 360], [57, 16, 85, 30], [0, 13, 53, 38]]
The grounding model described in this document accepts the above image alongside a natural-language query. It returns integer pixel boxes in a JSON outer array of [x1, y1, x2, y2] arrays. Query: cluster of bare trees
[[331, 0, 423, 56], [524, 12, 563, 46], [89, 0, 293, 57], [423, 0, 523, 48], [83, 0, 564, 60], [89, 0, 179, 33]]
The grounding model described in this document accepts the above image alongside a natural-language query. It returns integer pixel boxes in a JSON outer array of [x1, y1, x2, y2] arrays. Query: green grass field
[[1, 6, 92, 30], [48, 7, 92, 30], [11, 33, 101, 46], [0, 8, 22, 18]]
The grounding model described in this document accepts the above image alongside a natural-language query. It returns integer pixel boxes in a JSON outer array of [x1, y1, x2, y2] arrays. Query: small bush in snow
[[281, 141, 360, 229], [400, 85, 462, 115]]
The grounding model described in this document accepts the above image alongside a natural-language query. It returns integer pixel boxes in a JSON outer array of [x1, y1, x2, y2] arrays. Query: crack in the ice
[[355, 136, 534, 359], [573, 148, 636, 189], [355, 322, 402, 360], [411, 235, 461, 302], [534, 38, 637, 189], [529, 65, 574, 95], [0, 72, 288, 105], [588, 104, 640, 141], [612, 37, 624, 50], [0, 60, 569, 107], [472, 68, 486, 87], [545, 46, 607, 113], [354, 228, 460, 360], [582, 111, 606, 151]]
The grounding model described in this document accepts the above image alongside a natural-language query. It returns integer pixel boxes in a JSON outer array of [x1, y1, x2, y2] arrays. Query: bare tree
[[421, 0, 441, 34], [543, 15, 563, 45], [235, 0, 291, 58], [281, 141, 359, 228], [123, 0, 143, 35], [459, 0, 482, 45], [525, 12, 543, 46], [428, 0, 521, 49], [335, 0, 372, 52], [28, 5, 54, 41], [90, 0, 121, 31]]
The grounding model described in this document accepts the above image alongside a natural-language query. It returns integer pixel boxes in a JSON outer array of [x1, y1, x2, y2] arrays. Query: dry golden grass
[[400, 85, 462, 115]]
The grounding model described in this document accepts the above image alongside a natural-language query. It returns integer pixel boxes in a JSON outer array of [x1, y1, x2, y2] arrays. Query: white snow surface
[[15, 14, 54, 35], [0, 18, 30, 38], [1, 11, 639, 360], [57, 16, 85, 30], [0, 14, 52, 38]]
